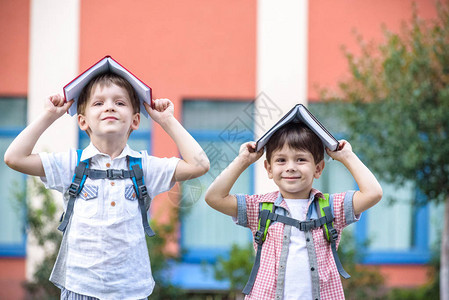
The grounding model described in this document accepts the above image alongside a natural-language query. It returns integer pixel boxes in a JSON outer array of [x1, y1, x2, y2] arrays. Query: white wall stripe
[[27, 0, 80, 280], [255, 0, 309, 194]]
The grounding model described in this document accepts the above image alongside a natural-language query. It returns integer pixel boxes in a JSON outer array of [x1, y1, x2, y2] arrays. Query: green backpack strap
[[242, 202, 274, 295], [258, 202, 274, 242], [317, 193, 335, 242], [316, 193, 351, 279]]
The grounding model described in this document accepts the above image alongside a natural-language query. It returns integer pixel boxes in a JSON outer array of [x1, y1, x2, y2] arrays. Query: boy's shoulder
[[39, 148, 78, 168], [243, 191, 280, 204], [244, 189, 337, 204]]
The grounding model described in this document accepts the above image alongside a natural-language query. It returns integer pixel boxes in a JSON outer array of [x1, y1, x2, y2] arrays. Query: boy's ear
[[78, 114, 89, 131], [131, 112, 140, 131], [314, 159, 325, 179], [264, 159, 274, 179]]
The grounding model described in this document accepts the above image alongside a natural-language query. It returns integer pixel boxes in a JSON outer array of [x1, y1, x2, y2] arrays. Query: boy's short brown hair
[[265, 122, 324, 164], [77, 72, 140, 115]]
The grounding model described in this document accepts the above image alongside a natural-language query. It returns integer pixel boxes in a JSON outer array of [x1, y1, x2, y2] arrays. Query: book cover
[[64, 55, 153, 118], [255, 104, 339, 152]]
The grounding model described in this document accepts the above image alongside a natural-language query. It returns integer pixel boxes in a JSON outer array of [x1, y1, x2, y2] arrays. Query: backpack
[[57, 149, 155, 237], [242, 193, 350, 295]]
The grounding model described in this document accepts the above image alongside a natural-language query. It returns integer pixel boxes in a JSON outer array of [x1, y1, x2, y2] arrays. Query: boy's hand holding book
[[326, 140, 355, 163], [237, 142, 264, 167], [45, 94, 74, 120], [144, 98, 175, 126]]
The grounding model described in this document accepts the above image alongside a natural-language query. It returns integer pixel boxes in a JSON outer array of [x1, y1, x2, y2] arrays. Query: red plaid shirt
[[235, 189, 358, 300]]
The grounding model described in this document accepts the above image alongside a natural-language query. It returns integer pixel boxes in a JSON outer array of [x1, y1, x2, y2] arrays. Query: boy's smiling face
[[78, 83, 140, 140], [264, 144, 324, 199]]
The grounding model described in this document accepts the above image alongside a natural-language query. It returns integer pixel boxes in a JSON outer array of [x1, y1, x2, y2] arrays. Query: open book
[[256, 104, 339, 152], [64, 55, 153, 117]]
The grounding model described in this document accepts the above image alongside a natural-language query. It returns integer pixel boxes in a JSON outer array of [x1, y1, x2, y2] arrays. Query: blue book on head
[[255, 104, 339, 152]]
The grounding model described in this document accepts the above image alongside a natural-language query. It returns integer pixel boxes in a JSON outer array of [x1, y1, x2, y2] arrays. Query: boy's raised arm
[[144, 99, 210, 181], [205, 142, 264, 218], [327, 140, 383, 215], [4, 95, 73, 177]]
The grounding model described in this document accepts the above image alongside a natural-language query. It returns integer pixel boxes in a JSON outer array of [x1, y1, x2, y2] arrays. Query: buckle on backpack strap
[[107, 169, 124, 179], [254, 231, 264, 245], [299, 220, 314, 232], [329, 227, 338, 242], [138, 185, 148, 198], [68, 183, 80, 196]]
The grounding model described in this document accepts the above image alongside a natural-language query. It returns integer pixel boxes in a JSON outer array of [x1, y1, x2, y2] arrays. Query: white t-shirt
[[283, 198, 313, 300], [39, 143, 179, 300]]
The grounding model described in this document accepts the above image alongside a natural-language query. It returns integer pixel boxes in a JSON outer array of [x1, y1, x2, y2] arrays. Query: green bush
[[147, 215, 186, 299], [213, 243, 254, 297]]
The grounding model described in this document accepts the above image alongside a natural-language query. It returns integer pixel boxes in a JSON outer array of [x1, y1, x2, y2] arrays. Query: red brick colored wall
[[308, 0, 439, 100]]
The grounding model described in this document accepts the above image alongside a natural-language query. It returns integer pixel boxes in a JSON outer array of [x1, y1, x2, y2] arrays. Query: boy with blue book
[[205, 108, 383, 299]]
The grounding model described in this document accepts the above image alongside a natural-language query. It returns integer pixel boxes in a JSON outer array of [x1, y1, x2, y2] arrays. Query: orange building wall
[[80, 0, 256, 153], [79, 0, 256, 100], [0, 0, 30, 96], [0, 0, 29, 299], [378, 265, 433, 288], [308, 0, 440, 100], [0, 259, 26, 300]]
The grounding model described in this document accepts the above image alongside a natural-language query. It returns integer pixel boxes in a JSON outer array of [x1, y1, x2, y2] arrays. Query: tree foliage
[[322, 1, 449, 203], [13, 178, 61, 299], [213, 243, 254, 296], [147, 213, 186, 300]]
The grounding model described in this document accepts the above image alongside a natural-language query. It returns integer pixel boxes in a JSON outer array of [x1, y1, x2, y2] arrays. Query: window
[[0, 98, 27, 256], [358, 181, 431, 263], [181, 100, 254, 262]]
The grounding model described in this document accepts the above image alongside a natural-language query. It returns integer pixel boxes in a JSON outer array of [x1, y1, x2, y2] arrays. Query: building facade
[[0, 0, 441, 298]]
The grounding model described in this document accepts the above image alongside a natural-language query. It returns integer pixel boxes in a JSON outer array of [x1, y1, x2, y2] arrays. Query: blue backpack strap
[[129, 156, 155, 237], [58, 149, 89, 233]]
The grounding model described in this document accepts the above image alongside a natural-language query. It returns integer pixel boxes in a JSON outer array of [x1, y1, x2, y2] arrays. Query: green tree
[[16, 178, 61, 299], [322, 2, 448, 298], [147, 210, 186, 300]]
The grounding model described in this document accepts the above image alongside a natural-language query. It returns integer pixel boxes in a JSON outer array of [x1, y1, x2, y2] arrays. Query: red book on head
[[64, 55, 153, 118]]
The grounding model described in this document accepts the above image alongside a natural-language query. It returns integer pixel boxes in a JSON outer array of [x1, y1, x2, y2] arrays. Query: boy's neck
[[279, 187, 313, 200], [90, 136, 128, 159]]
